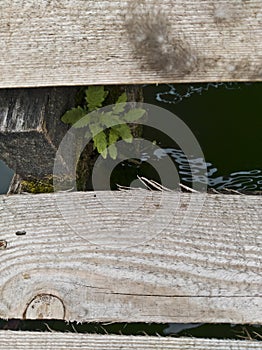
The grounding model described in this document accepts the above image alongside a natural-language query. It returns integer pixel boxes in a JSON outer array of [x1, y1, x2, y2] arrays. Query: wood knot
[[23, 293, 65, 319]]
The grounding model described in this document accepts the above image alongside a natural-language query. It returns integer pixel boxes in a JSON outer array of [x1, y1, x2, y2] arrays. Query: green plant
[[61, 86, 145, 159]]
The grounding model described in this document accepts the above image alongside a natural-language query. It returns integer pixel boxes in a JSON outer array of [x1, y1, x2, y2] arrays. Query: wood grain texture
[[0, 87, 77, 179], [0, 332, 261, 350], [0, 191, 261, 323], [0, 0, 261, 87]]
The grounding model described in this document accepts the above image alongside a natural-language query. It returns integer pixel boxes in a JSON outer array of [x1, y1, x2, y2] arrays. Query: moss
[[21, 174, 79, 193], [21, 176, 54, 194]]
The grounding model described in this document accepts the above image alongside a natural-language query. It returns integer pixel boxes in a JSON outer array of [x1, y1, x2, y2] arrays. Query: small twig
[[138, 176, 172, 191], [116, 184, 141, 191], [145, 178, 173, 192], [70, 323, 78, 333], [242, 326, 252, 341], [57, 187, 75, 193], [136, 176, 153, 191], [253, 331, 262, 339], [44, 323, 56, 333], [208, 188, 220, 194], [118, 177, 198, 193], [179, 183, 199, 193], [223, 188, 244, 195]]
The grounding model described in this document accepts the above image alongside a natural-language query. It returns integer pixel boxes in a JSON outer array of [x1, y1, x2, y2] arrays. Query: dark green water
[[144, 82, 262, 172], [112, 82, 262, 192]]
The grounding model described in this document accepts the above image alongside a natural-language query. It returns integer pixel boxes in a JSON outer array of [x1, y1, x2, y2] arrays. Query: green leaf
[[89, 110, 104, 125], [100, 112, 121, 128], [109, 128, 119, 145], [99, 111, 111, 122], [93, 131, 108, 159], [123, 108, 145, 122], [85, 86, 108, 112], [112, 92, 127, 114], [84, 130, 92, 140], [117, 92, 127, 104], [100, 148, 107, 159], [112, 124, 133, 143], [61, 106, 87, 125], [108, 144, 117, 159], [89, 123, 104, 138], [73, 114, 92, 128], [108, 129, 119, 159]]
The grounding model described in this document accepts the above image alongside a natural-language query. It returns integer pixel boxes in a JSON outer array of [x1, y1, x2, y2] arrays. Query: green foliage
[[61, 106, 86, 125], [21, 176, 54, 194], [85, 86, 109, 112], [61, 86, 145, 159]]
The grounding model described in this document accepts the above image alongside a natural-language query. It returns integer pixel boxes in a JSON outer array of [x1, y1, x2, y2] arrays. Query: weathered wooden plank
[[0, 332, 260, 350], [0, 0, 261, 87], [0, 87, 77, 180], [0, 191, 261, 323]]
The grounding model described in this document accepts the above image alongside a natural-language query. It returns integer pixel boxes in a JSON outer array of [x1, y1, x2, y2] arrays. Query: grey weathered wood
[[0, 332, 260, 350], [0, 0, 261, 87], [0, 87, 77, 179], [0, 191, 261, 323]]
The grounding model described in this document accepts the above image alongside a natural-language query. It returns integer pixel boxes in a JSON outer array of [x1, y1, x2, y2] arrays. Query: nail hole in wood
[[15, 230, 26, 236]]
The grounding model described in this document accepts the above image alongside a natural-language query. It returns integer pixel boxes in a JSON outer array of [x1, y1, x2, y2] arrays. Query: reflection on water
[[118, 147, 262, 191], [155, 82, 249, 105], [151, 148, 262, 191]]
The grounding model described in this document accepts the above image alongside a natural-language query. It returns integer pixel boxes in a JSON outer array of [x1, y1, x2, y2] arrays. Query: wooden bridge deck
[[0, 191, 261, 323], [0, 0, 261, 87], [0, 332, 261, 350], [0, 0, 261, 347]]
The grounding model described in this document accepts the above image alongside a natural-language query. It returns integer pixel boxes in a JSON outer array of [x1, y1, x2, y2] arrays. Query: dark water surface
[[0, 319, 261, 340], [112, 83, 262, 192], [0, 159, 14, 194], [143, 82, 262, 191]]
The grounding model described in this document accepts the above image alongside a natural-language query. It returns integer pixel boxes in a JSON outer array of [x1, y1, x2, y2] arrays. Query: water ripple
[[145, 148, 262, 191], [155, 83, 250, 104]]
